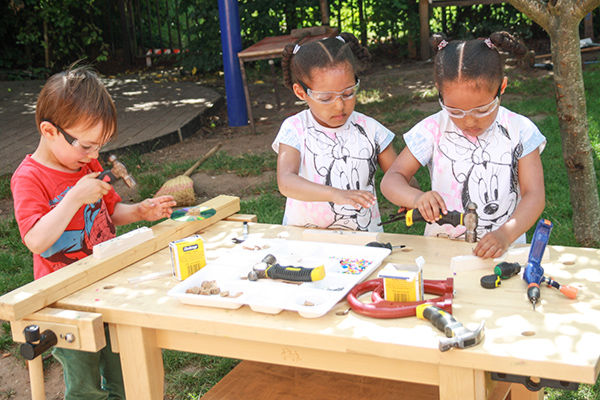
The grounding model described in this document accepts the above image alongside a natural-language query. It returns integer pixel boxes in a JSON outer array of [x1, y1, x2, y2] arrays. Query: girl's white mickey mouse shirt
[[273, 110, 394, 232], [404, 106, 546, 241]]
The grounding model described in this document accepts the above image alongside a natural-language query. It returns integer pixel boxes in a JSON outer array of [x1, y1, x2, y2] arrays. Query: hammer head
[[107, 155, 137, 188], [247, 254, 277, 281], [464, 202, 478, 243], [438, 320, 485, 351]]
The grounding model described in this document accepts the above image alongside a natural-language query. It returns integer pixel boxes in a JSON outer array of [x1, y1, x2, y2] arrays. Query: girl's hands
[[474, 230, 510, 259], [136, 196, 177, 221], [414, 191, 447, 223], [332, 189, 376, 209]]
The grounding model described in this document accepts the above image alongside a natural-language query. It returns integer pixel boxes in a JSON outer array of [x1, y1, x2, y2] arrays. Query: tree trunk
[[357, 0, 366, 46], [509, 0, 600, 246], [320, 0, 330, 26], [550, 20, 600, 246]]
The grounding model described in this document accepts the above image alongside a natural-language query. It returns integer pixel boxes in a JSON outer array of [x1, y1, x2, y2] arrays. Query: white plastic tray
[[167, 238, 390, 318]]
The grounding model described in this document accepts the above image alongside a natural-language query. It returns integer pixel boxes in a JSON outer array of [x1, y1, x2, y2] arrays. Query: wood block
[[450, 245, 550, 273], [225, 214, 258, 223], [201, 360, 439, 400], [302, 229, 379, 245], [93, 226, 154, 259], [0, 195, 240, 321]]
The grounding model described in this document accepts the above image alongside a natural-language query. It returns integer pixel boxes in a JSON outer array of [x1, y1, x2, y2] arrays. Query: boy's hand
[[414, 191, 447, 223], [70, 172, 111, 206], [473, 230, 510, 259], [332, 189, 376, 209], [137, 196, 176, 221]]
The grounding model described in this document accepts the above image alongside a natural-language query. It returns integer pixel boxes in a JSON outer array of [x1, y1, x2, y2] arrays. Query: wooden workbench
[[2, 197, 599, 399]]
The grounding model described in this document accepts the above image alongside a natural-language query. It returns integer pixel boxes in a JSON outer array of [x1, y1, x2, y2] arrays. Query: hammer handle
[[97, 170, 116, 183], [265, 263, 325, 282], [416, 304, 458, 337], [407, 209, 463, 227]]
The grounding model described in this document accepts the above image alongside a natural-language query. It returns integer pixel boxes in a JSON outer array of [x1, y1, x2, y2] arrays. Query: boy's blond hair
[[36, 65, 117, 144]]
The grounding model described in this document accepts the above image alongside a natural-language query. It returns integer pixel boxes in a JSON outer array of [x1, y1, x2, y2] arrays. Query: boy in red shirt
[[11, 65, 176, 399]]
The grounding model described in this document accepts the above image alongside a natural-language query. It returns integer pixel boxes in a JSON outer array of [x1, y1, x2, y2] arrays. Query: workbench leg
[[507, 383, 543, 400], [28, 357, 46, 400], [438, 366, 486, 400], [238, 57, 256, 134], [115, 325, 164, 400]]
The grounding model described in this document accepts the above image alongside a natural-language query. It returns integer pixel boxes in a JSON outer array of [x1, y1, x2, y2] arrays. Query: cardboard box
[[170, 234, 206, 280], [377, 256, 425, 302]]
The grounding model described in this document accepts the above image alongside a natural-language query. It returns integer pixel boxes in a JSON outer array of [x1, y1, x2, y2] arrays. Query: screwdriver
[[366, 241, 405, 251], [480, 262, 521, 289]]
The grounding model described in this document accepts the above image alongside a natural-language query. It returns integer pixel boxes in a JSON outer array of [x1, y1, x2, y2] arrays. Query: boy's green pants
[[53, 325, 126, 400]]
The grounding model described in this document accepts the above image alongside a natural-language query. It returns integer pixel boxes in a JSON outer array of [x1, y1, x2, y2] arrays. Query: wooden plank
[[0, 195, 240, 321], [201, 360, 439, 400]]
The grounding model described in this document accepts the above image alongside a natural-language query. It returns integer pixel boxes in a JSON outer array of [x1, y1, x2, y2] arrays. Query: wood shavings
[[242, 244, 270, 251]]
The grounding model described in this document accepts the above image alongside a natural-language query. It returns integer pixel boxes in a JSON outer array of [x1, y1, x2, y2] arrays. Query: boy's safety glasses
[[298, 79, 360, 104], [439, 84, 502, 119], [42, 119, 104, 154]]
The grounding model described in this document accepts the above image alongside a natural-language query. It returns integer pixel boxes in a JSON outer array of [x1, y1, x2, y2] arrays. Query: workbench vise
[[20, 325, 58, 360]]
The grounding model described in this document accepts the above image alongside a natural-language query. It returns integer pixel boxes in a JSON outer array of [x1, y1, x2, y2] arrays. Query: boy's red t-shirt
[[11, 155, 122, 280]]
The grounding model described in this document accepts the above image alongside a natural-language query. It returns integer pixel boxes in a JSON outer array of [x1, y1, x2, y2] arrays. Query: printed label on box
[[170, 234, 206, 280], [378, 256, 425, 302]]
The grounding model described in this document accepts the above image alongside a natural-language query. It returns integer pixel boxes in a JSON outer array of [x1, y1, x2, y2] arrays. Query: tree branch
[[575, 0, 600, 19], [508, 0, 550, 31]]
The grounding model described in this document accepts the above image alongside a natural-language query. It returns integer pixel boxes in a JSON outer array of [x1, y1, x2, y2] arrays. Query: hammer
[[247, 254, 326, 282], [379, 201, 479, 243], [97, 155, 137, 188], [416, 304, 485, 351]]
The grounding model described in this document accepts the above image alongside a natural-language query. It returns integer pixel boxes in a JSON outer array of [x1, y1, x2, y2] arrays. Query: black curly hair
[[281, 32, 371, 90], [430, 31, 528, 94]]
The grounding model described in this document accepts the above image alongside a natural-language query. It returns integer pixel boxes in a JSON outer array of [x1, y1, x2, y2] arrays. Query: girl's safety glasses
[[439, 84, 502, 119], [42, 119, 104, 154], [298, 79, 360, 104]]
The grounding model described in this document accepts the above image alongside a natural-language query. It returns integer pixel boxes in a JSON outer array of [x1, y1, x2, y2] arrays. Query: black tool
[[365, 241, 405, 251], [20, 325, 58, 360], [480, 262, 521, 289]]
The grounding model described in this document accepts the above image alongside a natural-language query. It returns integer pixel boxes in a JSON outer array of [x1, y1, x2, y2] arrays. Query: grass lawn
[[0, 64, 599, 399]]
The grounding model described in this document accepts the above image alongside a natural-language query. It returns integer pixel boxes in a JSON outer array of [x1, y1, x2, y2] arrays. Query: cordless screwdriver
[[523, 219, 553, 310], [480, 262, 521, 289]]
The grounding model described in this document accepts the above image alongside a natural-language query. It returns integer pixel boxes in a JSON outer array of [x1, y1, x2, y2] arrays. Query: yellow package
[[377, 256, 425, 302], [169, 234, 206, 280]]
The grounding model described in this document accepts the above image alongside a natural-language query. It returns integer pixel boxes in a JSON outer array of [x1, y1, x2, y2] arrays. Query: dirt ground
[[0, 57, 551, 399]]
